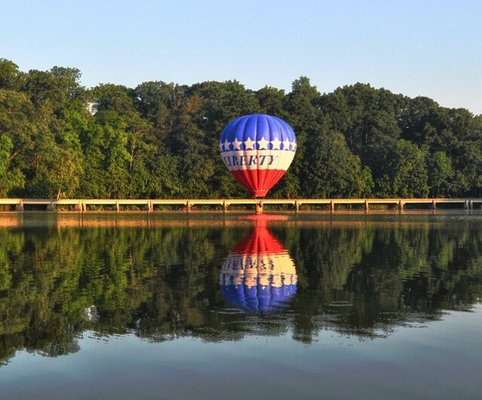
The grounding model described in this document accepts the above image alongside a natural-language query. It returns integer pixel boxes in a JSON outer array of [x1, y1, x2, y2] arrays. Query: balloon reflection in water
[[220, 221, 297, 311]]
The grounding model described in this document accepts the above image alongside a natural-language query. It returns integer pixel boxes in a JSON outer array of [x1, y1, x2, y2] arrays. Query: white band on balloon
[[221, 150, 295, 171], [220, 253, 297, 288]]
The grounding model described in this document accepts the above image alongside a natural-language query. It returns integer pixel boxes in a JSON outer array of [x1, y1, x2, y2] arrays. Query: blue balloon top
[[221, 283, 297, 312], [220, 114, 296, 152]]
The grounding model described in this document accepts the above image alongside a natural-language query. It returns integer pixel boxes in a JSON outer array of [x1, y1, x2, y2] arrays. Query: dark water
[[0, 212, 481, 400]]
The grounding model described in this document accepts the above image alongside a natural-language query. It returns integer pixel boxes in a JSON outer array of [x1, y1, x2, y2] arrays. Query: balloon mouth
[[253, 190, 268, 198]]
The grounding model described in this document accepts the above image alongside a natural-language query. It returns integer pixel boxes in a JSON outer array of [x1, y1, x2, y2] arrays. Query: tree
[[0, 59, 23, 90], [384, 140, 429, 197], [256, 86, 285, 115], [302, 127, 374, 198], [0, 58, 480, 200], [96, 111, 130, 198], [0, 89, 38, 173], [278, 77, 323, 198], [26, 130, 83, 199], [320, 83, 404, 187], [0, 134, 24, 196], [428, 151, 454, 197]]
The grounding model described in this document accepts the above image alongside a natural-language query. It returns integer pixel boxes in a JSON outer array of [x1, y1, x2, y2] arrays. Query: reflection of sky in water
[[220, 224, 297, 311], [2, 306, 481, 400]]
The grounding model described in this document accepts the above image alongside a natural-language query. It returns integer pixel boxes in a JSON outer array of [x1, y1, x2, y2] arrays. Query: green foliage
[[384, 140, 429, 197], [428, 151, 454, 196], [27, 140, 83, 198], [321, 83, 403, 180], [0, 58, 480, 199], [0, 134, 25, 196], [302, 127, 374, 197], [0, 59, 23, 90]]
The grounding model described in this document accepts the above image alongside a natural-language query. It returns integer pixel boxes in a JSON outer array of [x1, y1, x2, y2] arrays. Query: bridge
[[0, 198, 481, 213]]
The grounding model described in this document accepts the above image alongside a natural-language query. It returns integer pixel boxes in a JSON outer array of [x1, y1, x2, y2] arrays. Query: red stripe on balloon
[[232, 226, 285, 255], [231, 169, 287, 197]]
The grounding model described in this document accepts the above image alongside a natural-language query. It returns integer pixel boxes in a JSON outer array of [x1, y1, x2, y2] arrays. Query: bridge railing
[[0, 198, 481, 213]]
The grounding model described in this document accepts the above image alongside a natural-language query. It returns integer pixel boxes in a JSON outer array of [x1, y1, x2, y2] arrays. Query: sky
[[1, 0, 481, 114]]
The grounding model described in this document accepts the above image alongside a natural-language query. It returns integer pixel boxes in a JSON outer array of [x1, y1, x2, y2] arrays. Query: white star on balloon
[[244, 137, 255, 150], [257, 137, 270, 150], [223, 139, 231, 151], [282, 139, 291, 150], [232, 138, 242, 150], [271, 137, 281, 150]]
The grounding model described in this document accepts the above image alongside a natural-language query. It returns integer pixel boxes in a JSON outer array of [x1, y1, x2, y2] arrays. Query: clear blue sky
[[2, 0, 481, 114]]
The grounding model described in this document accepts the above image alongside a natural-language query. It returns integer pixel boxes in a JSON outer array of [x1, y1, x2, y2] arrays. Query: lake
[[0, 212, 481, 400]]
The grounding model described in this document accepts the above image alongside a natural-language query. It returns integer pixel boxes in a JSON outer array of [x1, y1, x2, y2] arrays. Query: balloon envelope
[[220, 223, 297, 312], [219, 114, 297, 197]]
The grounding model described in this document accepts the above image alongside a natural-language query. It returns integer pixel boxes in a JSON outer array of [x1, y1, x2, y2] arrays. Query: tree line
[[0, 58, 480, 199]]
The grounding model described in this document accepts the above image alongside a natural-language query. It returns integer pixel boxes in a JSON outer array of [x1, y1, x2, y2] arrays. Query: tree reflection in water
[[0, 214, 480, 363]]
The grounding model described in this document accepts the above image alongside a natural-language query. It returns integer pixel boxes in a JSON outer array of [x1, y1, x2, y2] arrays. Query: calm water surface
[[0, 212, 481, 400]]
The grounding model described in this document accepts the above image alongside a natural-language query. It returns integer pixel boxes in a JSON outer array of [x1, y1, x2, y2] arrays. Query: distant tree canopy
[[0, 58, 480, 199]]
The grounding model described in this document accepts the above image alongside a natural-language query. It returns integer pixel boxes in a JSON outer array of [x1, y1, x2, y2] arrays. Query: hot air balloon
[[220, 219, 297, 312], [219, 114, 297, 198]]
